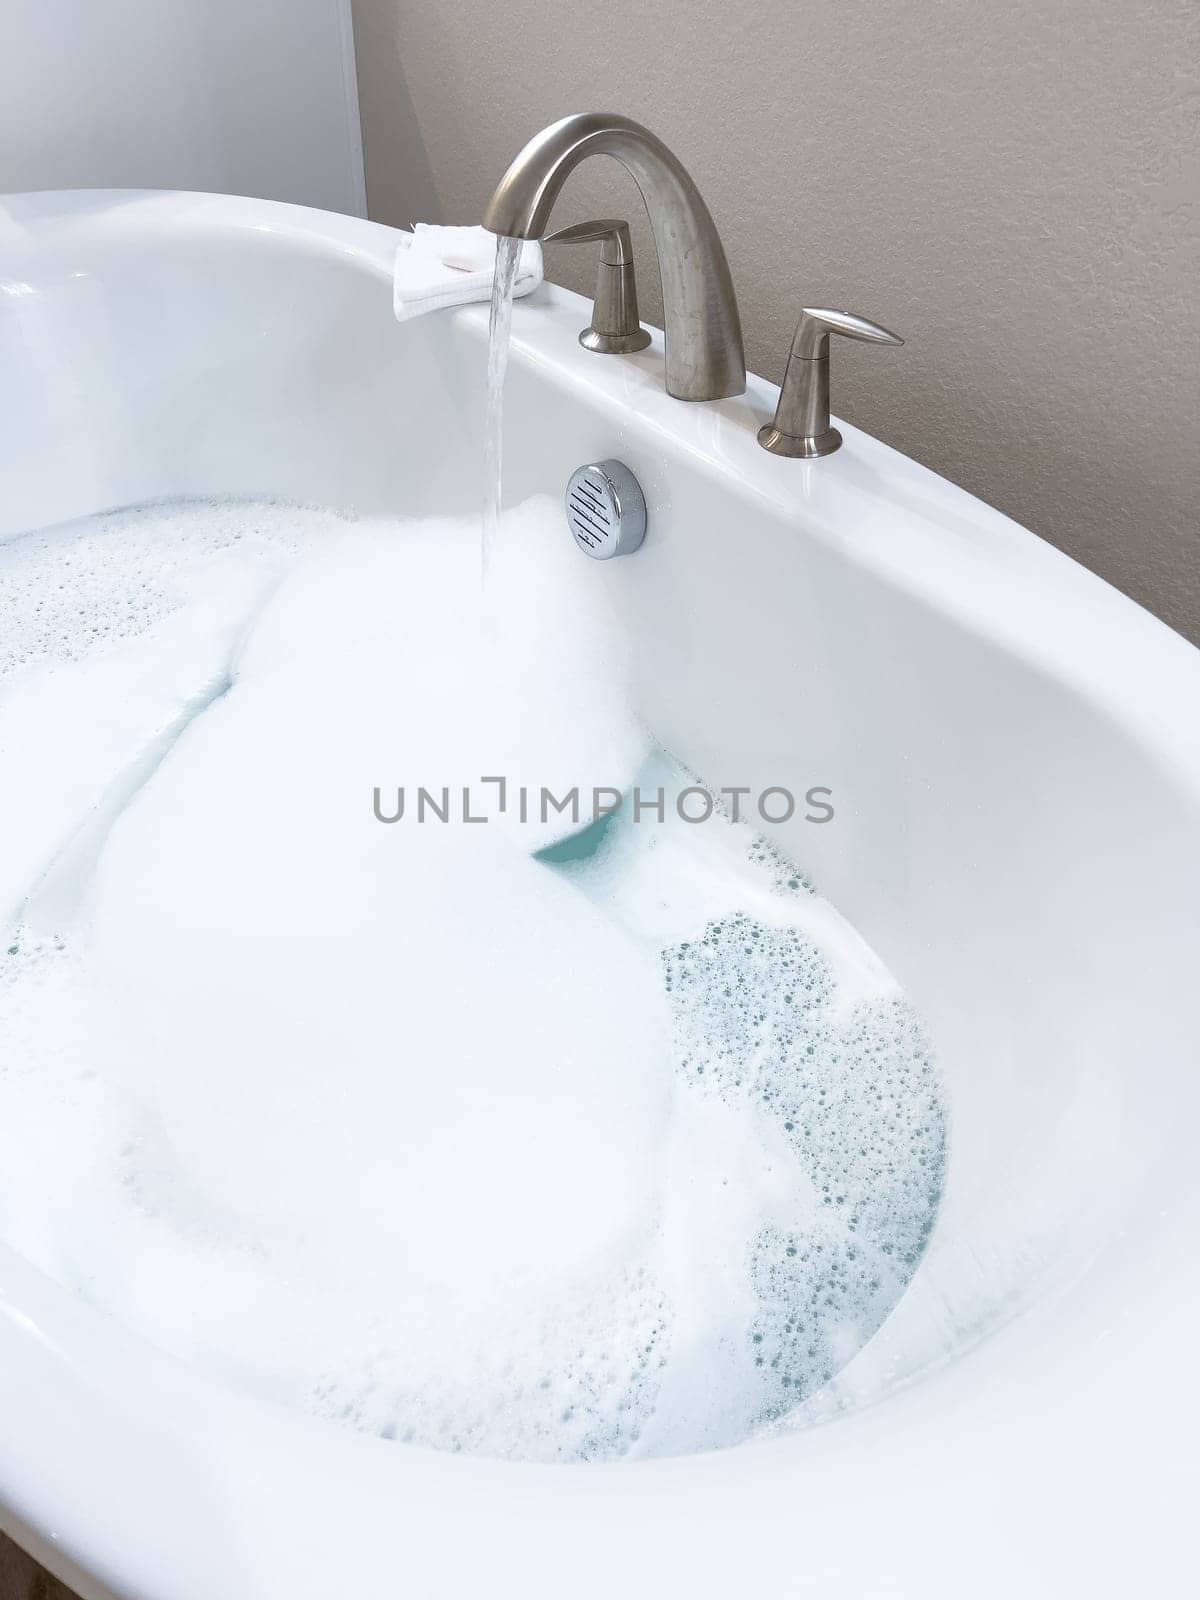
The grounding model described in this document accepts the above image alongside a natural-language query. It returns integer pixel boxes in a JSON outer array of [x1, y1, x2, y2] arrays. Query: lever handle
[[759, 304, 903, 459], [543, 218, 649, 354], [544, 218, 634, 267], [790, 306, 903, 360]]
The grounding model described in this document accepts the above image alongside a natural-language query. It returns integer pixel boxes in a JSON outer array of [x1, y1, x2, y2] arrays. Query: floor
[[0, 1532, 81, 1600]]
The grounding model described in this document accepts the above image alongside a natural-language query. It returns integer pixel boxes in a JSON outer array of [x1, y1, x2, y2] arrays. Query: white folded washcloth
[[393, 224, 543, 323]]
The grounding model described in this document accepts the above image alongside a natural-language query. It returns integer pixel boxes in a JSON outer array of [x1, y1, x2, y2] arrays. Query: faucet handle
[[759, 304, 904, 458], [544, 218, 652, 354], [545, 218, 634, 264], [789, 306, 903, 359]]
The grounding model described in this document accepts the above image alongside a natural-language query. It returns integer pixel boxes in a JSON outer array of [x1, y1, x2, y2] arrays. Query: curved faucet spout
[[483, 113, 745, 402]]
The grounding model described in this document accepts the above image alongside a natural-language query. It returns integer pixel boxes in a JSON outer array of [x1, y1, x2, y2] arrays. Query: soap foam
[[0, 495, 947, 1462]]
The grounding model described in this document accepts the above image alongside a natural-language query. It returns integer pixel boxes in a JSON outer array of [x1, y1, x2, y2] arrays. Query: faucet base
[[580, 325, 653, 355], [757, 423, 843, 458]]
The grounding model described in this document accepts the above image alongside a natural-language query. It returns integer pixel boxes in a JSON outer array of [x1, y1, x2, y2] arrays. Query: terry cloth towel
[[393, 224, 543, 322]]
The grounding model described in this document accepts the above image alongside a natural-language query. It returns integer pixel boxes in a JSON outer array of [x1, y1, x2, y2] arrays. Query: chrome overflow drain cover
[[564, 459, 647, 559]]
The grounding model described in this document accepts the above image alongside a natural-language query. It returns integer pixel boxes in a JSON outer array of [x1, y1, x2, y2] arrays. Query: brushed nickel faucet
[[758, 306, 903, 458], [483, 113, 745, 401]]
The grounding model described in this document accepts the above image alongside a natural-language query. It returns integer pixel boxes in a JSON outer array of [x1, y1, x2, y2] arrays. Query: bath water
[[0, 494, 947, 1462]]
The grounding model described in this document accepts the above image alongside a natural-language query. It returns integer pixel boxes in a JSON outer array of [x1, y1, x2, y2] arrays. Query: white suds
[[0, 495, 946, 1461]]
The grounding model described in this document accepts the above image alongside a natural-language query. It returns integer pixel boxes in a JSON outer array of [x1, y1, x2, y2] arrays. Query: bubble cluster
[[746, 835, 815, 898], [663, 896, 946, 1423], [665, 915, 835, 1091], [307, 1268, 671, 1462], [0, 499, 332, 682]]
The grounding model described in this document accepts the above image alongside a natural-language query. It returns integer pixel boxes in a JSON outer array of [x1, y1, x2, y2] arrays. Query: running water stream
[[482, 235, 523, 579]]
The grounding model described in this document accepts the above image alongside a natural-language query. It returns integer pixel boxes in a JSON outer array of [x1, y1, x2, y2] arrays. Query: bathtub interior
[[2, 201, 1198, 1433]]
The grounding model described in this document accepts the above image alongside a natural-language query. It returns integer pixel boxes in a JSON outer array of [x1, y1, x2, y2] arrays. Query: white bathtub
[[1, 189, 1198, 1598]]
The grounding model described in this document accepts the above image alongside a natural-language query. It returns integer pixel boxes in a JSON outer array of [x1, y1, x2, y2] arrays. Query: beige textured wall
[[351, 0, 1199, 642]]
